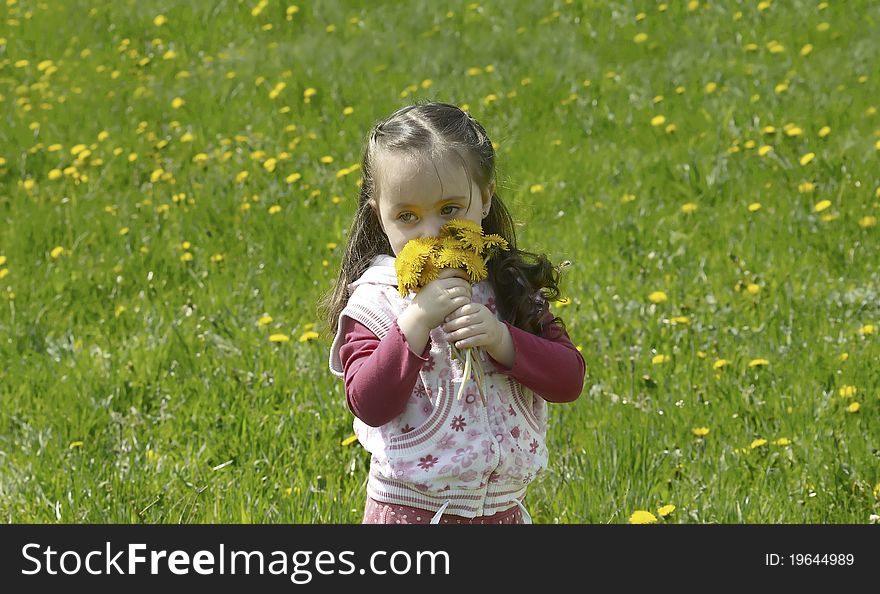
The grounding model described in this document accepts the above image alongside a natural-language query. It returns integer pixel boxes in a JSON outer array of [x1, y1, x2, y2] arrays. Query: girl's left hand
[[441, 303, 503, 350]]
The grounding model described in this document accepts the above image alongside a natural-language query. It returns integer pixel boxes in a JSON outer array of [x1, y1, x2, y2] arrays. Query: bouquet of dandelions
[[395, 219, 509, 405]]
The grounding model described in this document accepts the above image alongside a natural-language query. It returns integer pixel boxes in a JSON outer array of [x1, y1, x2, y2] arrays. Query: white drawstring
[[430, 499, 532, 524], [515, 499, 533, 524], [430, 500, 451, 524]]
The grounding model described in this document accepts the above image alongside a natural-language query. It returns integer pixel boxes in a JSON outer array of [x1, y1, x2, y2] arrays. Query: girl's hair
[[319, 101, 564, 337]]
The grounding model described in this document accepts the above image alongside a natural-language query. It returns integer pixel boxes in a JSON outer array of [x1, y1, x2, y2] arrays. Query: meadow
[[0, 0, 877, 523]]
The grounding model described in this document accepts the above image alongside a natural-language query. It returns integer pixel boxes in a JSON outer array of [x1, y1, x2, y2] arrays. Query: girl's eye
[[397, 212, 416, 223], [440, 205, 459, 216]]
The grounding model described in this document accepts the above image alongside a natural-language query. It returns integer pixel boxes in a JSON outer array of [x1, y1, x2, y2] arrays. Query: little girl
[[322, 101, 585, 524]]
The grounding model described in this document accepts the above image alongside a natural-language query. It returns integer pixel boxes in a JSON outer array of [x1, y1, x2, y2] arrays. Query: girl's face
[[369, 150, 493, 256]]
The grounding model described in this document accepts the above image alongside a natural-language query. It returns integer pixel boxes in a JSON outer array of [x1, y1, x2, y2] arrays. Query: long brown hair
[[319, 101, 564, 337]]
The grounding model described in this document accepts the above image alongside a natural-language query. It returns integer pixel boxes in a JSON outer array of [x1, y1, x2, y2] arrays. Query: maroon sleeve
[[487, 313, 585, 403], [337, 317, 430, 427]]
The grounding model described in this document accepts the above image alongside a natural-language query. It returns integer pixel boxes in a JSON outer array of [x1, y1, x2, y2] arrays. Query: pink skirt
[[363, 497, 524, 524]]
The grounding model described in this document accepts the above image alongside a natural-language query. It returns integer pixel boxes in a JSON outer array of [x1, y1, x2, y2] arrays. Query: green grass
[[0, 0, 878, 523]]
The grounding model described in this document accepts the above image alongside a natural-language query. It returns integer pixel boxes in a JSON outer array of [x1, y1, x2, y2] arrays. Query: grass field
[[0, 0, 878, 523]]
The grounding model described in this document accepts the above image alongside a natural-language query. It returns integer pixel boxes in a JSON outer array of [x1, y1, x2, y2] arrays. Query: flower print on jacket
[[481, 439, 496, 462], [438, 432, 457, 451], [418, 454, 439, 470], [460, 390, 480, 417], [450, 415, 467, 432], [390, 459, 416, 480], [452, 446, 478, 468], [510, 426, 520, 439]]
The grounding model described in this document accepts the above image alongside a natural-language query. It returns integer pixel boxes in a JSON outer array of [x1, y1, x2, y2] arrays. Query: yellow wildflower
[[657, 505, 675, 517], [299, 331, 320, 343], [629, 510, 658, 524]]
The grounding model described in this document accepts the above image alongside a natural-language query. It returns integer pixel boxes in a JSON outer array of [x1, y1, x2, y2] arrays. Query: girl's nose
[[419, 219, 443, 238]]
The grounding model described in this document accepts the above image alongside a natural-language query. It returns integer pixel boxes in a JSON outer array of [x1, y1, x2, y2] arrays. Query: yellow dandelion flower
[[799, 182, 816, 193], [263, 158, 277, 172], [838, 385, 857, 398], [461, 251, 488, 283], [748, 202, 762, 212], [799, 152, 815, 166], [69, 441, 84, 449], [299, 331, 320, 343], [268, 205, 282, 215], [180, 252, 193, 262], [681, 202, 698, 214], [341, 435, 358, 446], [633, 32, 648, 44], [713, 359, 730, 370], [629, 510, 658, 524], [657, 505, 675, 517], [746, 283, 760, 295], [859, 324, 874, 335], [269, 334, 290, 343], [858, 216, 877, 228], [748, 358, 769, 367], [692, 427, 710, 437], [258, 315, 273, 326], [650, 115, 666, 127], [818, 126, 831, 138], [750, 438, 768, 449], [48, 169, 62, 180], [0, 256, 5, 266], [704, 82, 717, 94], [773, 437, 791, 446], [320, 155, 334, 164], [652, 354, 671, 365], [50, 246, 65, 259], [153, 14, 167, 26], [814, 200, 831, 212], [343, 106, 354, 115], [435, 240, 469, 270], [171, 97, 185, 109], [235, 171, 249, 184], [286, 172, 302, 183], [800, 43, 813, 57], [648, 291, 667, 304], [146, 449, 159, 463], [757, 145, 772, 156], [529, 184, 544, 193], [847, 402, 860, 413], [210, 254, 224, 263]]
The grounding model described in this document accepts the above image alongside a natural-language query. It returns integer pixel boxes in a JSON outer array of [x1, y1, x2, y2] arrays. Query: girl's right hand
[[408, 269, 472, 331]]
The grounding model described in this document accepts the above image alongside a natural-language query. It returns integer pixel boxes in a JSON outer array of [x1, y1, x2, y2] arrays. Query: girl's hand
[[403, 269, 472, 332], [442, 303, 505, 351]]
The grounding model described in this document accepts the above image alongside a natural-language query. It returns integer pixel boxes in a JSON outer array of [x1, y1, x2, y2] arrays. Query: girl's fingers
[[455, 333, 488, 349]]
